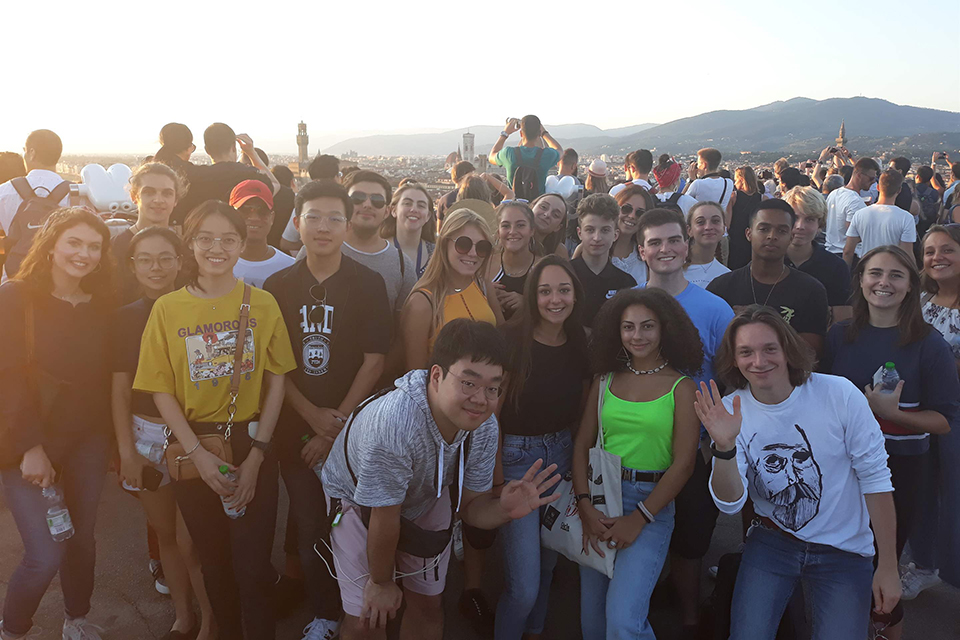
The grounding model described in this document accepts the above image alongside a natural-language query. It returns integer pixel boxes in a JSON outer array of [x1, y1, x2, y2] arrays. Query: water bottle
[[218, 465, 246, 519], [301, 434, 324, 480], [135, 440, 165, 464], [43, 485, 75, 542], [879, 362, 901, 393]]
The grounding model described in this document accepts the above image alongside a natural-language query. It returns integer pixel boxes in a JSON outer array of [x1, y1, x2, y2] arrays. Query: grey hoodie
[[322, 369, 499, 520]]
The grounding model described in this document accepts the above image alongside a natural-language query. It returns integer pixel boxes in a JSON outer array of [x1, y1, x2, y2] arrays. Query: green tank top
[[601, 373, 686, 472]]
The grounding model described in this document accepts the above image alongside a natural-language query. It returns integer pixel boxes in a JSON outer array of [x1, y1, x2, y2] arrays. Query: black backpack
[[512, 148, 544, 200], [4, 178, 71, 278], [658, 192, 684, 214]]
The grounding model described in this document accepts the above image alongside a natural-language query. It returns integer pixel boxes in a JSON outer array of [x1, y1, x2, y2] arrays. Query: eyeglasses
[[349, 191, 386, 209], [620, 203, 645, 217], [193, 235, 241, 251], [132, 254, 178, 271], [453, 236, 493, 258], [443, 368, 502, 400], [301, 213, 347, 228], [308, 284, 327, 325]]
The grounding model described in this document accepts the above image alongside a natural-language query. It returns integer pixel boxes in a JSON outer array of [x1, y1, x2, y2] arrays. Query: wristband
[[500, 131, 509, 138], [636, 501, 654, 523], [710, 442, 737, 460], [575, 493, 590, 504]]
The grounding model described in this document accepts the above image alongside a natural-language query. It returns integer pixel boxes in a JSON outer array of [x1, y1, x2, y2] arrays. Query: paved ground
[[1, 475, 958, 639]]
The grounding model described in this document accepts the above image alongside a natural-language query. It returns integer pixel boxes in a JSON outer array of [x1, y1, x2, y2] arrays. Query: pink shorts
[[329, 488, 453, 618]]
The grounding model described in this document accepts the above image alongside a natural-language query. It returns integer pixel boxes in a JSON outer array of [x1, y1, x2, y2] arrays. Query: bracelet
[[710, 442, 737, 460], [636, 501, 654, 524], [184, 440, 202, 457]]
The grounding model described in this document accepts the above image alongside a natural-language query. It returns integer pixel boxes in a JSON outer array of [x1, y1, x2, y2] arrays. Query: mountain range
[[324, 97, 960, 157]]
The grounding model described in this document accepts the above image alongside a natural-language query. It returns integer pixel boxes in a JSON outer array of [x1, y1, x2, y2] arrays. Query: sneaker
[[62, 617, 104, 640], [150, 559, 170, 596], [900, 562, 941, 600], [0, 621, 44, 638], [301, 617, 340, 639], [708, 565, 719, 579], [459, 589, 494, 637], [452, 520, 464, 562]]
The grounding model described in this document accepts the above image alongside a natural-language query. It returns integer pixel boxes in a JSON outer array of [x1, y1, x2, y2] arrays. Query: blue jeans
[[579, 478, 675, 640], [495, 431, 572, 640], [910, 432, 960, 586], [731, 523, 873, 640], [0, 434, 109, 636]]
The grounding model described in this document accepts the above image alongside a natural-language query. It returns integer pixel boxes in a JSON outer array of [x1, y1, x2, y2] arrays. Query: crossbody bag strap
[[344, 386, 397, 486], [224, 284, 253, 435], [595, 374, 608, 450]]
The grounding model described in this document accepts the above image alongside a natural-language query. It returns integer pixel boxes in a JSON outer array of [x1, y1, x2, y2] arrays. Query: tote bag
[[541, 374, 622, 578]]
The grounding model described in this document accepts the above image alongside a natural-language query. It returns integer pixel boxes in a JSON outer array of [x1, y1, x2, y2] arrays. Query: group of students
[[0, 122, 958, 640]]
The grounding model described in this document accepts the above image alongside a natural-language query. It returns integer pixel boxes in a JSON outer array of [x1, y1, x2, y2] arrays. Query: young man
[[488, 115, 562, 198], [707, 199, 828, 356], [264, 179, 393, 640], [696, 306, 899, 640], [0, 129, 68, 282], [843, 169, 917, 267], [570, 193, 637, 326], [609, 149, 654, 197], [229, 180, 295, 288], [321, 319, 560, 640], [436, 160, 474, 223], [685, 148, 735, 209], [824, 157, 879, 256], [636, 207, 735, 635]]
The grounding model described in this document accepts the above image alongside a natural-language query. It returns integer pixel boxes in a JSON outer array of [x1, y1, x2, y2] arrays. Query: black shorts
[[670, 451, 720, 559]]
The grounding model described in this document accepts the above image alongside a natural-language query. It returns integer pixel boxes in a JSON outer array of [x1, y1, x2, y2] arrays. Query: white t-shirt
[[684, 258, 730, 289], [846, 204, 917, 256], [234, 248, 295, 288], [655, 191, 698, 216], [686, 177, 734, 209], [710, 373, 893, 557], [825, 188, 866, 254], [282, 210, 300, 243], [609, 178, 653, 197]]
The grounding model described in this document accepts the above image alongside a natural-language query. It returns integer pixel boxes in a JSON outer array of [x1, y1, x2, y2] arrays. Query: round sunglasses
[[620, 203, 646, 217], [349, 190, 386, 209], [453, 236, 492, 258]]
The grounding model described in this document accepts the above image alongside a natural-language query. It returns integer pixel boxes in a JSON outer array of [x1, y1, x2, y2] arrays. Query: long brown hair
[[847, 245, 929, 346], [380, 183, 436, 243], [735, 166, 758, 195], [921, 224, 960, 309], [12, 207, 115, 300]]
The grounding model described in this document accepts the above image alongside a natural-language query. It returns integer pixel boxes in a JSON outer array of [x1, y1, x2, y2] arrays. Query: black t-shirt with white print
[[264, 254, 392, 450]]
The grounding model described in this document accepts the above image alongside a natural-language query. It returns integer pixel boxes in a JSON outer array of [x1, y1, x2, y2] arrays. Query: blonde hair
[[784, 186, 827, 228], [413, 208, 494, 329], [129, 161, 187, 202], [734, 166, 758, 195]]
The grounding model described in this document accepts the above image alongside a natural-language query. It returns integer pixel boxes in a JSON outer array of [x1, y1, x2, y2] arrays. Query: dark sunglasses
[[349, 191, 386, 209], [308, 284, 327, 325], [620, 203, 645, 216], [453, 236, 492, 258]]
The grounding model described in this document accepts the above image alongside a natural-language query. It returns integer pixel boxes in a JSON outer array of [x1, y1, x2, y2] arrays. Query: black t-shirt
[[436, 190, 458, 222], [111, 228, 142, 305], [786, 245, 851, 307], [269, 185, 295, 248], [499, 332, 589, 437], [571, 256, 637, 327], [172, 162, 270, 225], [112, 297, 161, 417], [707, 264, 829, 336], [895, 182, 913, 213], [264, 255, 392, 449]]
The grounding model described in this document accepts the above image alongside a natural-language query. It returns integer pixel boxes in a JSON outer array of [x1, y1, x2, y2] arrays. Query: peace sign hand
[[500, 459, 561, 521], [693, 380, 742, 451]]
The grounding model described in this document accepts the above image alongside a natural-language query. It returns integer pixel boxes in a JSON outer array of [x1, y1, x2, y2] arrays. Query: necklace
[[626, 360, 668, 375], [502, 250, 534, 278], [750, 263, 786, 307]]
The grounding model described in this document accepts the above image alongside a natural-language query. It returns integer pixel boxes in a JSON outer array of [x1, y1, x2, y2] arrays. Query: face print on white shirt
[[747, 423, 823, 531]]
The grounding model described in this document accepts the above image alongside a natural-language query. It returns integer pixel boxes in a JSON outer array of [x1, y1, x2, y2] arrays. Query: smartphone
[[142, 467, 163, 492]]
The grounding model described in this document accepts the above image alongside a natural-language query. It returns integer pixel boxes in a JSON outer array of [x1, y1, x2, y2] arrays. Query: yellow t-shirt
[[133, 280, 296, 423], [427, 281, 497, 351]]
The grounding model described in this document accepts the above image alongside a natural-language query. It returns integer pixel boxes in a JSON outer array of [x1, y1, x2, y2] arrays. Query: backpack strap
[[343, 386, 397, 487], [47, 181, 71, 206], [11, 177, 36, 201], [396, 244, 405, 279], [718, 179, 729, 206], [11, 178, 69, 205], [668, 192, 682, 205]]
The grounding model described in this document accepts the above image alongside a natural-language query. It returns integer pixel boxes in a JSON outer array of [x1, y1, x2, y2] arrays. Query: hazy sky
[[4, 0, 958, 155]]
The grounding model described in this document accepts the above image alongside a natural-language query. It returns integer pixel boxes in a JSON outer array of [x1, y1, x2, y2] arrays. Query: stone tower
[[836, 121, 847, 148], [462, 131, 475, 165], [297, 121, 309, 165]]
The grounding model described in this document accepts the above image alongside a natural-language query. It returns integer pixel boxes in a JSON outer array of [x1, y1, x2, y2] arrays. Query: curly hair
[[590, 288, 704, 377]]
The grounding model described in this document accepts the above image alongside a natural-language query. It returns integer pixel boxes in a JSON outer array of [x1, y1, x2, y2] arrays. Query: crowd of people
[[0, 118, 959, 640]]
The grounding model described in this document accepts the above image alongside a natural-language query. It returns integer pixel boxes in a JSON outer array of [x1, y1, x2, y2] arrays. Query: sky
[[3, 0, 958, 155]]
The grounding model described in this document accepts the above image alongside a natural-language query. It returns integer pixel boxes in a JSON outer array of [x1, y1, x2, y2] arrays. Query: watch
[[710, 442, 737, 460], [251, 439, 273, 456], [575, 493, 590, 504], [499, 131, 510, 138]]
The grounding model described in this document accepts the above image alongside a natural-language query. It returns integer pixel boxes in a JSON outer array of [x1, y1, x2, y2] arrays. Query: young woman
[[494, 256, 590, 640], [380, 182, 436, 279], [133, 201, 296, 640], [584, 159, 609, 196], [530, 193, 569, 259], [112, 227, 215, 640], [823, 245, 958, 639], [726, 167, 762, 270], [0, 208, 115, 640], [684, 201, 730, 289], [572, 288, 701, 640], [611, 184, 655, 285], [488, 200, 541, 321], [699, 305, 900, 640]]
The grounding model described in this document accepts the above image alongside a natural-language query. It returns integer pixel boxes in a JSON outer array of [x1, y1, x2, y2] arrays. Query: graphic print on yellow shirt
[[134, 280, 296, 424]]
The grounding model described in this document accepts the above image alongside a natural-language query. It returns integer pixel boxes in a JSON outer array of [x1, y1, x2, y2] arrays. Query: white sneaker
[[900, 562, 941, 600], [453, 520, 464, 562], [0, 621, 44, 638], [302, 617, 340, 640], [62, 617, 103, 640], [149, 559, 170, 596]]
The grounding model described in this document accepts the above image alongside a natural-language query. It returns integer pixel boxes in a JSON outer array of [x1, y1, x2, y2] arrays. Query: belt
[[621, 468, 664, 482], [756, 516, 803, 543]]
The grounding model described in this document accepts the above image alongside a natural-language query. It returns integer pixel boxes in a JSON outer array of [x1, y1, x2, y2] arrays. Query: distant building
[[296, 121, 309, 176], [462, 132, 475, 167], [444, 148, 462, 170], [836, 121, 847, 148]]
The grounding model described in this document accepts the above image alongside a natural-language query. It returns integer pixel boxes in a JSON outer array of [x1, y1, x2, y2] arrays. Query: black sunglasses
[[620, 203, 645, 216], [308, 284, 327, 325], [453, 236, 492, 258], [349, 191, 386, 209]]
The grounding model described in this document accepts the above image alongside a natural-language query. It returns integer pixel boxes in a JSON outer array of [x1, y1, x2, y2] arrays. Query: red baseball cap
[[229, 180, 274, 210]]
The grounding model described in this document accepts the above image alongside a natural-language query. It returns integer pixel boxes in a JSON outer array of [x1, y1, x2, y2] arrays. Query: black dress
[[728, 190, 762, 271]]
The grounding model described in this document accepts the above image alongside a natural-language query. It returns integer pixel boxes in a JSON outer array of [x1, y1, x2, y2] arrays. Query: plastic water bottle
[[135, 441, 165, 464], [301, 434, 324, 480], [43, 485, 75, 542], [879, 362, 901, 393], [218, 465, 246, 519]]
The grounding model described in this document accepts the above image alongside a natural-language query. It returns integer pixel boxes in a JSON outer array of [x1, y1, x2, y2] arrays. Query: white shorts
[[122, 415, 171, 491]]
